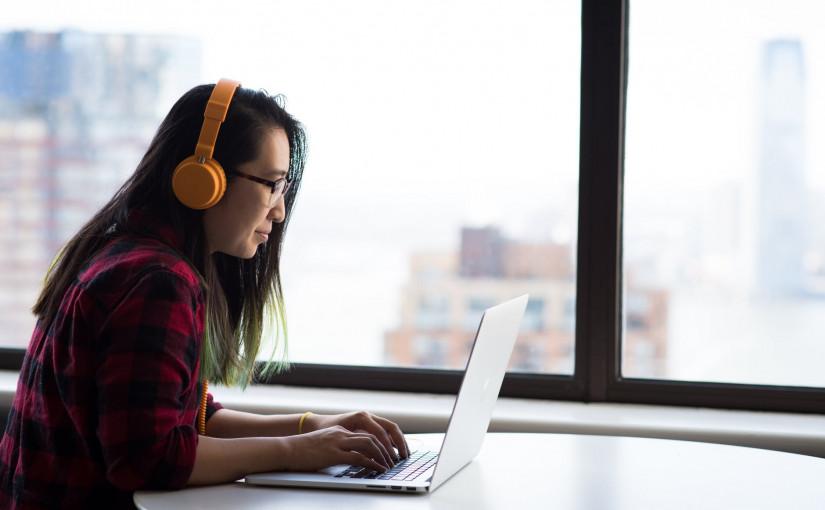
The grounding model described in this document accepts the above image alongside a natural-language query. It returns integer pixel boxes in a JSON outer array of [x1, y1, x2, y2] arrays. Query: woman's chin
[[215, 245, 259, 259]]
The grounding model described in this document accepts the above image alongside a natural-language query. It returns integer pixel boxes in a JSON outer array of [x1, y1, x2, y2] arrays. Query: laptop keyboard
[[335, 450, 438, 481]]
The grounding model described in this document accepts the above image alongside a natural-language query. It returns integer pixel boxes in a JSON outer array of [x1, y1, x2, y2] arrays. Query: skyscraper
[[0, 30, 201, 347], [756, 39, 807, 296]]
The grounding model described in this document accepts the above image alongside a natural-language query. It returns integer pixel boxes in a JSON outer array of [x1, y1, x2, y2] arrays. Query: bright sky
[[4, 0, 822, 185]]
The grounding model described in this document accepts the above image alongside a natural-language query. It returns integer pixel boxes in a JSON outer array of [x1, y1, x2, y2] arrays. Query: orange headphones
[[172, 78, 242, 209]]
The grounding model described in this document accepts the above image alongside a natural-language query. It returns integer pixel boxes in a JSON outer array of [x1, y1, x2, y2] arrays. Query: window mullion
[[575, 0, 628, 402]]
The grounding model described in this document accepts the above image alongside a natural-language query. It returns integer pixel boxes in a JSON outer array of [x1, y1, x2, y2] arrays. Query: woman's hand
[[302, 411, 410, 462], [284, 425, 395, 473], [191, 427, 393, 485]]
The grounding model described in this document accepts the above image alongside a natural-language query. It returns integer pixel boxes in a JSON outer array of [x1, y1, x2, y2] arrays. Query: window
[[522, 298, 545, 332], [2, 1, 824, 414], [1, 0, 582, 377], [624, 0, 825, 388]]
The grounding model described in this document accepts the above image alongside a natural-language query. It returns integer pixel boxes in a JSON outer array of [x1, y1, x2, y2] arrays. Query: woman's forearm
[[204, 408, 305, 438], [188, 434, 293, 485]]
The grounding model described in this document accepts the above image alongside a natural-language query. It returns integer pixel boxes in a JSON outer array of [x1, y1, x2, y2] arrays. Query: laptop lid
[[428, 293, 529, 491]]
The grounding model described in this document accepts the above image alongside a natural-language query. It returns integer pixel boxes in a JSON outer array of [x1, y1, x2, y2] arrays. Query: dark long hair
[[32, 82, 307, 387]]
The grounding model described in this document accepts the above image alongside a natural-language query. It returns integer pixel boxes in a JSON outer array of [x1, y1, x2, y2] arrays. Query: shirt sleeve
[[92, 267, 204, 491], [205, 393, 223, 421]]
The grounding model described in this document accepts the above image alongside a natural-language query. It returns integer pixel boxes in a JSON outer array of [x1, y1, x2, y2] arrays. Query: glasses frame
[[233, 170, 291, 207]]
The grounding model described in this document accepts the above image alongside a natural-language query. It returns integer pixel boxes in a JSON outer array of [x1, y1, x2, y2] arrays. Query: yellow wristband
[[298, 412, 313, 434]]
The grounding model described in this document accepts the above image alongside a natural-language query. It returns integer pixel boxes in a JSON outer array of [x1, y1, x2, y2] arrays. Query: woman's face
[[203, 128, 290, 258]]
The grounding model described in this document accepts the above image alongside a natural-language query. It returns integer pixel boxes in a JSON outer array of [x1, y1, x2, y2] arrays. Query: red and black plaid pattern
[[0, 211, 222, 509]]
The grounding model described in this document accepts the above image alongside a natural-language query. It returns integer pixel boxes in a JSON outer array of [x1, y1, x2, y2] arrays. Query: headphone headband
[[195, 78, 241, 160]]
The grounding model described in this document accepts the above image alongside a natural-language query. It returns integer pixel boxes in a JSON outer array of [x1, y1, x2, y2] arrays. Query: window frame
[[2, 0, 824, 415]]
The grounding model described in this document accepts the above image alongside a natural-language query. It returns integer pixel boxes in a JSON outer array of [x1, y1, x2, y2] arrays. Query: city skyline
[[0, 30, 200, 348], [1, 24, 824, 386]]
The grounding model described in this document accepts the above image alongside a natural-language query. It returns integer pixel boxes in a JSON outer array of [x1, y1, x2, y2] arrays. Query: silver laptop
[[245, 294, 529, 494]]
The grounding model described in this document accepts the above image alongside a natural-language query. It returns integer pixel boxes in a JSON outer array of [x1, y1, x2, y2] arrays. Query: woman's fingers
[[358, 420, 399, 462], [288, 426, 391, 472], [342, 450, 388, 473], [308, 412, 411, 465], [345, 412, 409, 461], [346, 430, 394, 468], [323, 426, 392, 469], [372, 416, 410, 459]]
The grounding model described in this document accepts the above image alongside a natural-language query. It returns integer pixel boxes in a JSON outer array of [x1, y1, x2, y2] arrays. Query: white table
[[135, 433, 825, 510]]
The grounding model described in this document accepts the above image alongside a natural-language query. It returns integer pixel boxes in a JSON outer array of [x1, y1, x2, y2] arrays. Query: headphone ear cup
[[172, 156, 227, 210]]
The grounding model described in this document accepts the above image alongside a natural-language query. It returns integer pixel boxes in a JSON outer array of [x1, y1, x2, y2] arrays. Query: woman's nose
[[268, 196, 286, 223]]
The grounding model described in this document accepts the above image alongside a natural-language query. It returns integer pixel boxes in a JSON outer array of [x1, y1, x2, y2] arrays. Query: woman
[[0, 79, 409, 509]]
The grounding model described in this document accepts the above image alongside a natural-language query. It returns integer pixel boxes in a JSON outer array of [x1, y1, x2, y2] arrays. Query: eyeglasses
[[233, 170, 291, 207]]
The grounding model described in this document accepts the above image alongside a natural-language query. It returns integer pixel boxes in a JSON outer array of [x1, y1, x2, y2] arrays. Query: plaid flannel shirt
[[0, 210, 223, 509]]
